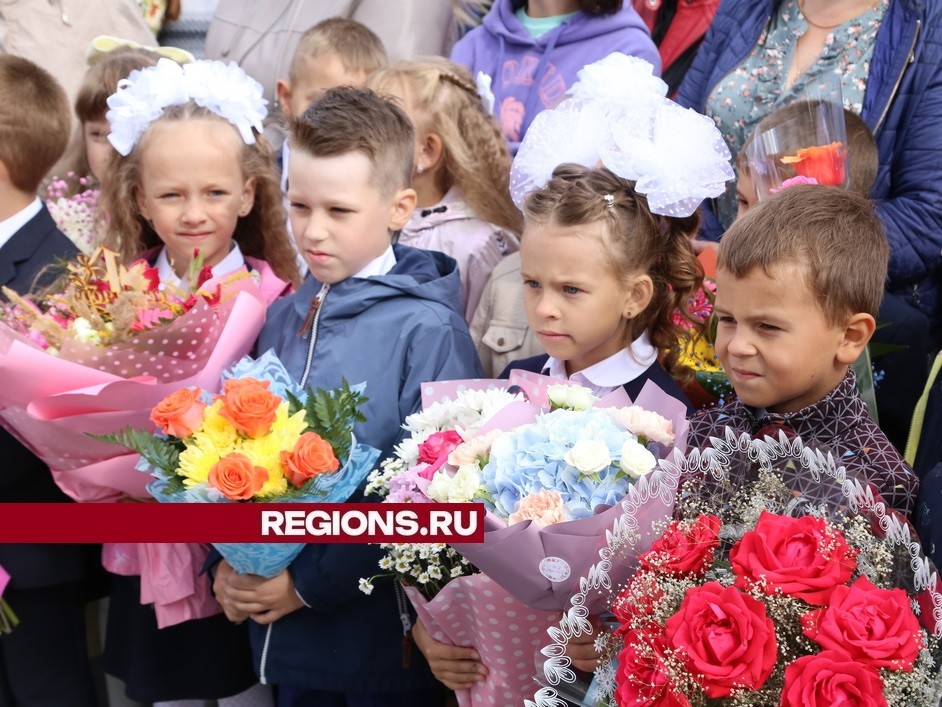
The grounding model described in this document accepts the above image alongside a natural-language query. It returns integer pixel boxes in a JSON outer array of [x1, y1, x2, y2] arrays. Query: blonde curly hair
[[97, 104, 299, 286]]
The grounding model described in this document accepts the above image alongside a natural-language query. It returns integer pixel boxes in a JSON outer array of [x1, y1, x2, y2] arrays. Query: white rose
[[564, 438, 611, 475], [448, 464, 481, 503], [619, 440, 657, 479], [426, 469, 452, 502], [548, 384, 597, 411], [609, 406, 674, 445]]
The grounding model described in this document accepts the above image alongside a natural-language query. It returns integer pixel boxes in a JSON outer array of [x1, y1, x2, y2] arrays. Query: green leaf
[[88, 427, 182, 474], [297, 378, 369, 463]]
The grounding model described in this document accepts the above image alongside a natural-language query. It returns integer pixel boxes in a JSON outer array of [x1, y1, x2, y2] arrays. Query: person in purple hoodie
[[450, 0, 660, 153]]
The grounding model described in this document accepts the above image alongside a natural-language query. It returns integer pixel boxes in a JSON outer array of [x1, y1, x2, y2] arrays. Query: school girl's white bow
[[106, 58, 267, 157], [509, 53, 734, 217]]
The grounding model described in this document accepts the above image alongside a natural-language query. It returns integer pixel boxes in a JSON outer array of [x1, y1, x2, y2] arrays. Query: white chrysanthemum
[[378, 556, 393, 570], [417, 572, 431, 584], [358, 578, 374, 595], [428, 565, 443, 580]]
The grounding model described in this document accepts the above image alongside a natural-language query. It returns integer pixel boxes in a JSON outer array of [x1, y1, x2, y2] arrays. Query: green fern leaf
[[88, 428, 182, 474]]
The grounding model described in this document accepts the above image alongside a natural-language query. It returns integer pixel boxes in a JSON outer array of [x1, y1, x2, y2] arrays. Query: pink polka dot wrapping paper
[[0, 289, 266, 503], [404, 575, 558, 707]]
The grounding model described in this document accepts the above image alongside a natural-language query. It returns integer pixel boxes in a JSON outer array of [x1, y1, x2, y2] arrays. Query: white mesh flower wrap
[[106, 58, 267, 156], [509, 52, 733, 217]]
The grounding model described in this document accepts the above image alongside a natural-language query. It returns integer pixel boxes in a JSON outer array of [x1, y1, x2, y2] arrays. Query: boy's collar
[[351, 245, 396, 279], [743, 368, 861, 440]]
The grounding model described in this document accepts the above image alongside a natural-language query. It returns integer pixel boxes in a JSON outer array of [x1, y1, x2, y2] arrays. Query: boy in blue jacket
[[213, 86, 483, 706]]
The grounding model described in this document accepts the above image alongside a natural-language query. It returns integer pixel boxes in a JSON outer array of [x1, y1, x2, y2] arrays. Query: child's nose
[[725, 329, 755, 357], [534, 293, 559, 320], [181, 198, 206, 224]]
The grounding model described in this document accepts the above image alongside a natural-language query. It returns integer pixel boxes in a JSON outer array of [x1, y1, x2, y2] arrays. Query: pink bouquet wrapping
[[0, 284, 266, 502], [404, 576, 558, 707], [0, 562, 16, 634]]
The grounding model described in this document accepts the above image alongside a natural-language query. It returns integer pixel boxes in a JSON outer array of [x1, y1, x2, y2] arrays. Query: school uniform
[[0, 200, 98, 707], [499, 333, 694, 415]]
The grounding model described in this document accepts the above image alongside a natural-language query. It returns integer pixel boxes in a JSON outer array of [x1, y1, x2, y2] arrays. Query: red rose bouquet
[[532, 431, 942, 707]]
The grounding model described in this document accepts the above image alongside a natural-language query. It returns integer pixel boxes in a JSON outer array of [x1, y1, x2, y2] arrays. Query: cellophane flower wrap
[[361, 373, 687, 707], [530, 430, 942, 707], [0, 247, 269, 503], [104, 350, 380, 579], [0, 563, 17, 634]]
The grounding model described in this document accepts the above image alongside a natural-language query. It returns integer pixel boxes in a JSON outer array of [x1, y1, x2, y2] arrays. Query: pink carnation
[[508, 489, 566, 527]]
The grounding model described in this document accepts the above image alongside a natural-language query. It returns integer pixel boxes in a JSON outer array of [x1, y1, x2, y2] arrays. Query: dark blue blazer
[[0, 204, 87, 589], [500, 354, 694, 416]]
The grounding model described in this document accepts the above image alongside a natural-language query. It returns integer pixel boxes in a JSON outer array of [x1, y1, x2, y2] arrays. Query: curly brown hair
[[97, 104, 299, 286], [368, 57, 522, 235], [523, 164, 704, 377]]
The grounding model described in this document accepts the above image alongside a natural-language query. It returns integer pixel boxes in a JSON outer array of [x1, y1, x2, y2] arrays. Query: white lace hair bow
[[106, 58, 267, 157], [509, 53, 734, 217]]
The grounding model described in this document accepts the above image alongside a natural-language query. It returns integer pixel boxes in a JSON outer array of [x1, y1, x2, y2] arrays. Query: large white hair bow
[[509, 53, 734, 217], [106, 58, 267, 157]]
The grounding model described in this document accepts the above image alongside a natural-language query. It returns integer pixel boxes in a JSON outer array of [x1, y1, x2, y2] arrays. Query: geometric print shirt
[[688, 369, 919, 517]]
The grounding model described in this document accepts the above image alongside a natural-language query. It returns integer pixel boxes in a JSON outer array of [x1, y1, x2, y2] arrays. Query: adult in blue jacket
[[676, 0, 942, 338], [235, 244, 483, 697]]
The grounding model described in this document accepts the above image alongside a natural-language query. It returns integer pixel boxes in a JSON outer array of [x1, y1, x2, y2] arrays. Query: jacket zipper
[[873, 19, 921, 136], [300, 284, 329, 388], [259, 623, 274, 684]]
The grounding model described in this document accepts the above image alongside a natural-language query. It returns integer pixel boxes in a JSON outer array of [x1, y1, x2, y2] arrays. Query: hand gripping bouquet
[[0, 246, 267, 502], [102, 350, 380, 578], [531, 430, 942, 707], [362, 371, 687, 706]]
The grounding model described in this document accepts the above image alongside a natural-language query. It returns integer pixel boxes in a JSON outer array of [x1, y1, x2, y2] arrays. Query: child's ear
[[239, 177, 257, 217], [388, 187, 417, 231], [623, 274, 654, 320], [835, 312, 876, 365], [276, 80, 293, 117], [417, 132, 444, 175]]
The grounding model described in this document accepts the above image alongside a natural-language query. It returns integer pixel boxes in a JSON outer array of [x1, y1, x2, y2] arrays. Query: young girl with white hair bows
[[97, 58, 300, 707], [410, 53, 734, 700]]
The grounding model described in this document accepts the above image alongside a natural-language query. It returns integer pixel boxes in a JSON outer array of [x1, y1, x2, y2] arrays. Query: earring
[[416, 164, 425, 175]]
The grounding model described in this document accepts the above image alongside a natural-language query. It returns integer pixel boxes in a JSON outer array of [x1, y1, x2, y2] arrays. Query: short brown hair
[[718, 185, 887, 322], [289, 18, 387, 83], [524, 164, 704, 377], [0, 55, 71, 192], [290, 86, 413, 192]]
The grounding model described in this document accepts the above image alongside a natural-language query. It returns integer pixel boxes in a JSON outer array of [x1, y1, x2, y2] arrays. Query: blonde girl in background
[[96, 58, 299, 707], [368, 57, 521, 321]]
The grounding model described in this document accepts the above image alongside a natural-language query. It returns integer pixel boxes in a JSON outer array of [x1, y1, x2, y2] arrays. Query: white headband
[[106, 58, 267, 156], [509, 53, 734, 217]]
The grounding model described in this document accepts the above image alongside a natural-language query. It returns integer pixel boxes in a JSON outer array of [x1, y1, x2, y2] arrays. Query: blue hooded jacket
[[676, 0, 942, 334], [249, 244, 483, 692], [451, 0, 660, 153]]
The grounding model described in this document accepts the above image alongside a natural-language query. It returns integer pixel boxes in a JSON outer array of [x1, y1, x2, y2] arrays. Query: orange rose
[[217, 378, 281, 438], [280, 432, 340, 488], [150, 388, 206, 438], [208, 453, 268, 500]]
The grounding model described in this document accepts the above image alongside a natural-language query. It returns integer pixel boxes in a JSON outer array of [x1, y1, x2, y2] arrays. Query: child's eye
[[330, 207, 353, 215], [523, 279, 540, 289], [289, 202, 309, 212], [717, 315, 735, 325], [758, 323, 780, 332], [562, 286, 582, 295], [209, 189, 227, 197]]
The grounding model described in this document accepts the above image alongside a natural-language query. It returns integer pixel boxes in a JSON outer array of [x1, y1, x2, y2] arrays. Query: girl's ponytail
[[648, 214, 705, 379]]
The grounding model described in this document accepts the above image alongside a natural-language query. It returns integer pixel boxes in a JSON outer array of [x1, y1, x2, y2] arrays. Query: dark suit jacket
[[499, 354, 694, 416], [0, 203, 87, 589]]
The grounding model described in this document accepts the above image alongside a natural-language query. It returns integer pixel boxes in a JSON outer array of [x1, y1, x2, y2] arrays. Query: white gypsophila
[[358, 578, 374, 595], [619, 439, 657, 479], [564, 438, 612, 474], [547, 383, 597, 411], [448, 464, 482, 502]]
